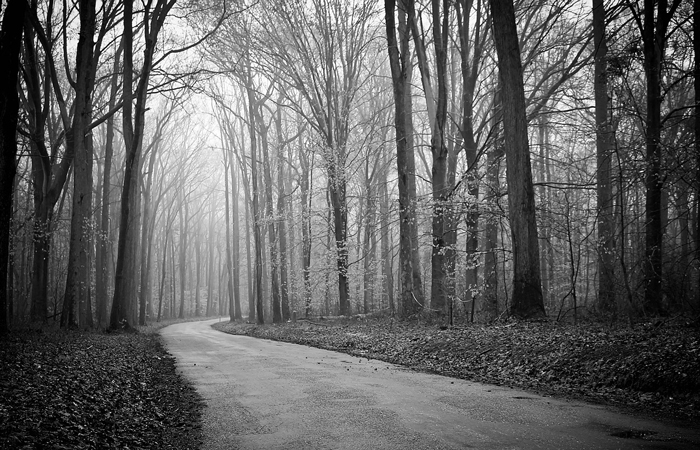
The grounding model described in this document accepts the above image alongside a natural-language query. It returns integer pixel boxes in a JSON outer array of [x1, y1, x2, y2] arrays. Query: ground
[[1, 315, 697, 448], [0, 321, 204, 450]]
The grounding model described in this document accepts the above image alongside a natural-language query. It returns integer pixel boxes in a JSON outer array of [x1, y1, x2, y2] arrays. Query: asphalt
[[160, 318, 700, 450]]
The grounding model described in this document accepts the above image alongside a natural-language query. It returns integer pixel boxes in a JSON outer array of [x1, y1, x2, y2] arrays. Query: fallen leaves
[[0, 329, 203, 449]]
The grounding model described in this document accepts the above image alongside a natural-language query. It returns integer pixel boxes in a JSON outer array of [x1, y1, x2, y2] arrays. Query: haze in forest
[[0, 0, 698, 332]]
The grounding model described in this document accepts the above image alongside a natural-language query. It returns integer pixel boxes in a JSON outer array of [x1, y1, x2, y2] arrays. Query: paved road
[[161, 319, 700, 450]]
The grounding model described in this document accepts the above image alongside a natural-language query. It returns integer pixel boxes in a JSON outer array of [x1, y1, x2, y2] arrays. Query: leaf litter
[[0, 328, 203, 449]]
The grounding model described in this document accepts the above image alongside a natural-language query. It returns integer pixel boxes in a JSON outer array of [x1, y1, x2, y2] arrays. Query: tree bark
[[62, 0, 98, 329], [0, 0, 27, 334], [385, 0, 425, 317], [695, 0, 700, 311], [138, 137, 160, 325], [95, 38, 122, 329], [178, 199, 189, 319], [243, 66, 265, 325], [593, 0, 616, 313], [456, 0, 485, 308], [223, 151, 236, 321], [206, 199, 216, 316], [482, 81, 504, 321], [490, 0, 546, 319], [230, 152, 242, 320], [641, 0, 680, 316], [111, 0, 176, 330], [259, 113, 282, 323]]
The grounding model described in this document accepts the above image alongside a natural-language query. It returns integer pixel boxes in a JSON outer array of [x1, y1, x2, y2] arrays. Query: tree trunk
[[194, 233, 202, 317], [223, 152, 236, 322], [379, 157, 395, 313], [62, 0, 98, 329], [363, 183, 376, 314], [157, 224, 170, 322], [482, 82, 503, 321], [593, 0, 616, 314], [240, 153, 255, 322], [111, 0, 137, 329], [178, 199, 189, 319], [231, 155, 242, 320], [111, 0, 175, 330], [456, 0, 484, 310], [244, 68, 265, 325], [138, 140, 159, 325], [642, 0, 664, 316], [206, 199, 216, 316], [275, 108, 290, 321], [490, 0, 546, 319], [0, 0, 27, 334], [694, 0, 700, 311], [260, 115, 282, 323], [299, 138, 313, 317], [385, 0, 425, 317]]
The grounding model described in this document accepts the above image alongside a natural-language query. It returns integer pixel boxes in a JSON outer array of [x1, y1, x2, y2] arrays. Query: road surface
[[160, 319, 700, 449]]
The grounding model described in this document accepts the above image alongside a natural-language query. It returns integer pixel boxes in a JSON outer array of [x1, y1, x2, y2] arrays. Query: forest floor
[[0, 318, 206, 450], [213, 315, 700, 425], [3, 315, 697, 449]]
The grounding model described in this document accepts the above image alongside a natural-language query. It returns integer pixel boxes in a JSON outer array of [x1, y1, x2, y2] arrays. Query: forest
[[0, 0, 698, 333]]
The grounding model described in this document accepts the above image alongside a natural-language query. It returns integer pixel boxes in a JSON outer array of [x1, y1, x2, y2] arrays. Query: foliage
[[214, 316, 700, 422], [0, 328, 203, 449]]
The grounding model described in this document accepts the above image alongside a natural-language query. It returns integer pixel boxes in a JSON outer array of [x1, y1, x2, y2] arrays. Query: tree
[[0, 0, 27, 334], [23, 0, 117, 326], [636, 0, 683, 315], [489, 0, 545, 319], [456, 0, 487, 313], [111, 0, 176, 330], [593, 0, 615, 313], [221, 135, 237, 322], [385, 0, 425, 316], [263, 0, 379, 316], [695, 0, 700, 310]]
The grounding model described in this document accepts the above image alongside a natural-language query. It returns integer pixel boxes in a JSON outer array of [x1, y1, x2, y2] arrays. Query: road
[[160, 319, 700, 450]]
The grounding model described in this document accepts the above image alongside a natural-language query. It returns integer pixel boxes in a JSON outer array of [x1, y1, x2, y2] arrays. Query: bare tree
[[593, 0, 615, 313], [636, 0, 683, 315], [0, 0, 27, 334], [261, 0, 379, 316], [385, 0, 425, 316], [490, 0, 545, 318], [111, 0, 176, 329]]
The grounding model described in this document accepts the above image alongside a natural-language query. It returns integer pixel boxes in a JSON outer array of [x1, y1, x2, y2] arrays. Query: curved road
[[161, 319, 699, 450]]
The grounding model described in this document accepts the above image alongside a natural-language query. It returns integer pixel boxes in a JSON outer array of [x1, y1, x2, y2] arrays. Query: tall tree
[[264, 0, 378, 316], [593, 0, 615, 313], [111, 0, 176, 329], [637, 0, 683, 315], [0, 0, 27, 334], [221, 142, 236, 322], [385, 0, 425, 316], [456, 0, 487, 307], [95, 37, 123, 329], [404, 0, 453, 314], [695, 0, 700, 310], [489, 0, 546, 319], [61, 0, 98, 328]]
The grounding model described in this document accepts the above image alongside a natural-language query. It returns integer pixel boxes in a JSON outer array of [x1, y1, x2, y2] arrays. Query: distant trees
[[3, 0, 700, 332]]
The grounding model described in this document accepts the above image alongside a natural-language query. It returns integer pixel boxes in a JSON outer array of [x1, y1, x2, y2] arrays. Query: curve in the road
[[161, 319, 700, 450]]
